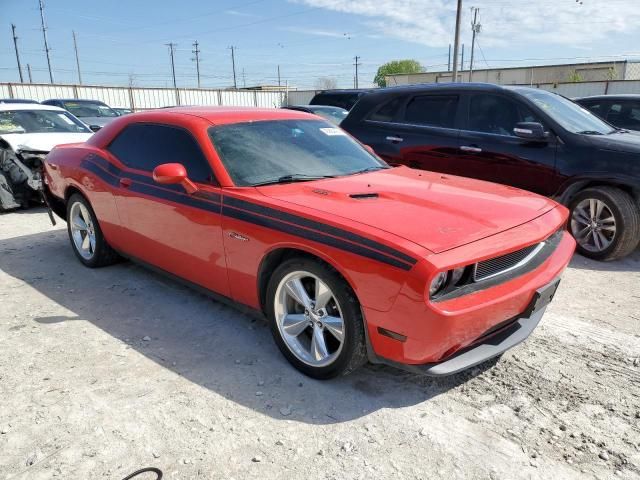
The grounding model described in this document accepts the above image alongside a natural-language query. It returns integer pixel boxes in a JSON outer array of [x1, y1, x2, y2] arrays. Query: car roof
[[0, 103, 67, 112], [130, 106, 317, 125], [0, 98, 40, 104], [44, 98, 109, 104], [575, 94, 640, 101]]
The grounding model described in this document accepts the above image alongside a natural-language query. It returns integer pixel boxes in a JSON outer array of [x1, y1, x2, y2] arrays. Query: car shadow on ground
[[569, 247, 640, 272], [0, 229, 494, 425]]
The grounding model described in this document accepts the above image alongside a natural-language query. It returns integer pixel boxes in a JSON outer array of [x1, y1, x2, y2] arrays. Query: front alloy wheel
[[266, 257, 366, 379], [274, 271, 345, 368], [569, 187, 640, 261], [570, 198, 616, 253]]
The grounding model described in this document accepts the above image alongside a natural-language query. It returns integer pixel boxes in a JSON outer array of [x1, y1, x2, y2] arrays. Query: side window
[[609, 102, 640, 129], [469, 94, 537, 136], [367, 96, 404, 122], [107, 123, 214, 183], [402, 95, 458, 128], [582, 102, 603, 116]]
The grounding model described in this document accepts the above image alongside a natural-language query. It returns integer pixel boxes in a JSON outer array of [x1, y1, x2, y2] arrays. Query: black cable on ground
[[120, 467, 163, 480]]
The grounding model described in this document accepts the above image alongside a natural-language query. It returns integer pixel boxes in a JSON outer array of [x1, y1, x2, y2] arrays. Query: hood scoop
[[349, 192, 379, 200]]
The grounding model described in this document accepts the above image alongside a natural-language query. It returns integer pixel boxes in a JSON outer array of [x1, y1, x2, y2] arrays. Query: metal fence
[[0, 82, 308, 110], [531, 80, 640, 98]]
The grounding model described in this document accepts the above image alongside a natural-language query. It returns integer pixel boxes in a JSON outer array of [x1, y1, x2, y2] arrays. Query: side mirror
[[153, 163, 198, 194], [89, 124, 102, 132], [513, 122, 547, 141]]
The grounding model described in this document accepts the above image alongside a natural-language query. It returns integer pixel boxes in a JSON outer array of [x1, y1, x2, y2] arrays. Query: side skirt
[[115, 251, 265, 322]]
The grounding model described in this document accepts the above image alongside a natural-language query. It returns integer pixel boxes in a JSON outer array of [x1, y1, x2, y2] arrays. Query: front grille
[[474, 242, 543, 281]]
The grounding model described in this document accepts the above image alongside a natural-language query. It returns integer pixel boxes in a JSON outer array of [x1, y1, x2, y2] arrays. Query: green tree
[[567, 70, 584, 83], [374, 59, 423, 88]]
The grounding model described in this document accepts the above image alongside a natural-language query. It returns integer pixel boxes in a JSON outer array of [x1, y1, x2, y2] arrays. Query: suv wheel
[[266, 257, 367, 379], [569, 187, 640, 261]]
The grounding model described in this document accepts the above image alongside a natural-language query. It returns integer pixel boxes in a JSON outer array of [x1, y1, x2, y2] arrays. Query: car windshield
[[0, 109, 91, 134], [308, 106, 349, 125], [209, 119, 388, 186], [62, 101, 118, 118], [516, 88, 616, 135]]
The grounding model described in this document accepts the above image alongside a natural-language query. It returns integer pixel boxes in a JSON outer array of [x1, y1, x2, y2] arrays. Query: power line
[[11, 24, 24, 83], [192, 40, 201, 88], [72, 30, 82, 84], [38, 0, 54, 83]]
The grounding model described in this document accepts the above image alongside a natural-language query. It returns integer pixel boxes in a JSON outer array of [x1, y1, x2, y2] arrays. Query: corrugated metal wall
[[1, 83, 314, 110]]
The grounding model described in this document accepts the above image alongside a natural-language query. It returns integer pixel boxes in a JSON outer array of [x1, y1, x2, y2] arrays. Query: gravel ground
[[1, 209, 639, 480]]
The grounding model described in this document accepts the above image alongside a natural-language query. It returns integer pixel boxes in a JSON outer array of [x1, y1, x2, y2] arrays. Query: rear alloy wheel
[[266, 257, 366, 379], [569, 187, 640, 261], [66, 193, 120, 268]]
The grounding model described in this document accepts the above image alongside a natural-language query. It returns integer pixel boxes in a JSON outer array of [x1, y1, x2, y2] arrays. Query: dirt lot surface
[[1, 209, 639, 480]]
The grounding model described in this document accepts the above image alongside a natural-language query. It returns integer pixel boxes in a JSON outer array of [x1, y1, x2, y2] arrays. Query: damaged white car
[[0, 104, 92, 211]]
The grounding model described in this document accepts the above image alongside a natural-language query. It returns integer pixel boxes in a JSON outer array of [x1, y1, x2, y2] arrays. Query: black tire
[[569, 186, 640, 261], [66, 193, 120, 268], [265, 257, 367, 379]]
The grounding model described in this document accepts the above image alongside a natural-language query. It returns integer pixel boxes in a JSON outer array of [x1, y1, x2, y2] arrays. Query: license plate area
[[523, 278, 560, 318]]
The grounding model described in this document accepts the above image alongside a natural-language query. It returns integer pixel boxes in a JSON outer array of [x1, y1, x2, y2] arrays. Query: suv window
[[368, 96, 404, 122], [468, 94, 540, 136], [608, 101, 640, 130], [107, 123, 214, 183], [402, 95, 458, 128]]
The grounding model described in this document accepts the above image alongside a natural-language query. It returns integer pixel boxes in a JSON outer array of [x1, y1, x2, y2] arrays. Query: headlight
[[429, 272, 448, 296], [428, 267, 468, 299]]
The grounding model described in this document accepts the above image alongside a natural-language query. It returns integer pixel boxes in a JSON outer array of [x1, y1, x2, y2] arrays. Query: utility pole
[[192, 40, 201, 88], [354, 55, 361, 89], [241, 68, 246, 88], [229, 46, 237, 89], [11, 24, 24, 83], [448, 44, 451, 71], [166, 42, 179, 105], [451, 0, 462, 83], [27, 64, 33, 83], [72, 30, 82, 84], [277, 65, 281, 87], [461, 44, 465, 75], [469, 7, 480, 82], [38, 0, 54, 83]]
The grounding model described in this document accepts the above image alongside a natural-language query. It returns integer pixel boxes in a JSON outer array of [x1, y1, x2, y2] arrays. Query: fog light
[[429, 271, 448, 297]]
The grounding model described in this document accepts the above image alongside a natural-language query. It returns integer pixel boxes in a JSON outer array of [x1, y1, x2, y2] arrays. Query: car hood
[[586, 131, 640, 154], [257, 167, 557, 253], [0, 132, 93, 153]]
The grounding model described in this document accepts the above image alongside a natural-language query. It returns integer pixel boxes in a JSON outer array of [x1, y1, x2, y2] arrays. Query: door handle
[[460, 145, 483, 153], [385, 136, 404, 143], [119, 177, 132, 188]]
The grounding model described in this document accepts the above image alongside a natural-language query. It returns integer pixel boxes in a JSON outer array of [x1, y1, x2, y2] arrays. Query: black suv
[[575, 95, 640, 132], [310, 89, 372, 111], [341, 83, 640, 261]]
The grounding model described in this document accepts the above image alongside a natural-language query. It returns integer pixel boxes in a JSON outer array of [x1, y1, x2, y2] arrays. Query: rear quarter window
[[107, 123, 214, 183]]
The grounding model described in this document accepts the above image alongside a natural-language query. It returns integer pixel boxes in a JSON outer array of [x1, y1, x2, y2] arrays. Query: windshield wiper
[[252, 174, 335, 186], [352, 166, 389, 175], [576, 130, 604, 135]]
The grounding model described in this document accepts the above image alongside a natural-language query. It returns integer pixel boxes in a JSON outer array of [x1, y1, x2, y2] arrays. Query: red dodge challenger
[[44, 107, 576, 379]]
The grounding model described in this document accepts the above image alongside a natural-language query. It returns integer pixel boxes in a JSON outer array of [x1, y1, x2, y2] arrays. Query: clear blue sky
[[2, 0, 639, 89]]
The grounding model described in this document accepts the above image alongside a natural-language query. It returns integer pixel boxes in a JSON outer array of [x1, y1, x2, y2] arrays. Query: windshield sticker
[[58, 114, 75, 125], [319, 127, 346, 136]]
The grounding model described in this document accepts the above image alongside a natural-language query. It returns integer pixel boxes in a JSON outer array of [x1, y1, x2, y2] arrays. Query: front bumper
[[367, 278, 558, 376]]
